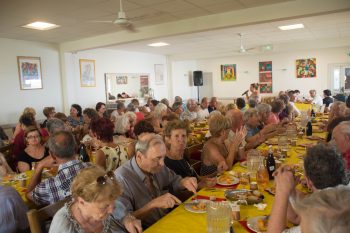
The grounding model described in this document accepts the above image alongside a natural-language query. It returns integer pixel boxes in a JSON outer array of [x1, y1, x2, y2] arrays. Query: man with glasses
[[114, 134, 197, 229], [26, 131, 90, 205]]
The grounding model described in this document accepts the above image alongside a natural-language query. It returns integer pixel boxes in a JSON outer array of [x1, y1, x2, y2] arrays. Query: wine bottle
[[79, 143, 90, 162], [266, 145, 276, 180], [306, 120, 313, 136]]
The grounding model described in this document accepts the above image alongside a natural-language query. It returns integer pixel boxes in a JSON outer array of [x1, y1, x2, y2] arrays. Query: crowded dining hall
[[1, 0, 350, 233]]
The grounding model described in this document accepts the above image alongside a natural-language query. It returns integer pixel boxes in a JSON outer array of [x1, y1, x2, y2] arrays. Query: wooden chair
[[27, 198, 69, 233]]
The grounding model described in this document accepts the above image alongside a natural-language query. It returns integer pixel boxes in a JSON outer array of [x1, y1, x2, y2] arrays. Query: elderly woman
[[18, 126, 49, 172], [67, 104, 84, 128], [200, 115, 245, 176], [180, 99, 198, 121], [164, 120, 216, 188], [90, 118, 129, 171], [49, 166, 141, 233], [256, 103, 272, 126], [267, 99, 285, 125], [81, 108, 99, 139], [279, 94, 294, 121], [147, 103, 168, 134]]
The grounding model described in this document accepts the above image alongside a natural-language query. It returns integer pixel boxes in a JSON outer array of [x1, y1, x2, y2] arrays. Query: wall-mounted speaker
[[193, 71, 203, 86]]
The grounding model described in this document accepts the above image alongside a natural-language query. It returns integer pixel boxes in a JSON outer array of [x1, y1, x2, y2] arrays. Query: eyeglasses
[[27, 135, 40, 139], [96, 171, 116, 185]]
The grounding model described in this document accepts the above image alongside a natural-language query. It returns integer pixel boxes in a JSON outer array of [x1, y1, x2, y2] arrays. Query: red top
[[343, 148, 350, 171]]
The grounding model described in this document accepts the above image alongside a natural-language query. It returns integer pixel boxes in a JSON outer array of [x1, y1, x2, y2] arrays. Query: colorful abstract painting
[[259, 61, 272, 93], [221, 64, 236, 81], [296, 58, 316, 78]]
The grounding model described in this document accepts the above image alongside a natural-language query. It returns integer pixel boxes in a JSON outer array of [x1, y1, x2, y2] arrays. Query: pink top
[[343, 149, 350, 171], [267, 112, 280, 125]]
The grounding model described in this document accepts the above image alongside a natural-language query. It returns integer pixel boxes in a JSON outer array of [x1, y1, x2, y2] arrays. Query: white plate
[[184, 200, 208, 214], [247, 216, 268, 233], [216, 175, 239, 186]]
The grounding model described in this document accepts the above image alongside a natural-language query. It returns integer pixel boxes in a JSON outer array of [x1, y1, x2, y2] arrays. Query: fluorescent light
[[22, 21, 60, 30], [278, 23, 304, 31], [148, 42, 169, 47]]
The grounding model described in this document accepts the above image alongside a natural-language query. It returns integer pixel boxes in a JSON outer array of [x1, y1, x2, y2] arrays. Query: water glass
[[247, 149, 261, 176], [278, 136, 288, 158], [207, 201, 232, 233]]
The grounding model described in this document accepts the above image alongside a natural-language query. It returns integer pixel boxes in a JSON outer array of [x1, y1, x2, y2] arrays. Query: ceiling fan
[[236, 33, 256, 54], [91, 0, 137, 32]]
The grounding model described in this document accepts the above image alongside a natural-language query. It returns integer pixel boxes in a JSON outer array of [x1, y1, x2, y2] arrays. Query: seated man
[[180, 99, 198, 121], [268, 144, 348, 233], [114, 134, 197, 229], [305, 89, 323, 106], [0, 185, 29, 233], [26, 131, 90, 205], [332, 121, 350, 170]]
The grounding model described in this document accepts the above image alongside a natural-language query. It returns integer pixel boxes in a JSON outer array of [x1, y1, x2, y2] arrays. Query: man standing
[[26, 131, 89, 205], [114, 134, 197, 229]]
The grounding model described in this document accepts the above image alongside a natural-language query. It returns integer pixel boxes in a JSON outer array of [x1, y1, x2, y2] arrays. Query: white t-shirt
[[197, 108, 209, 120], [312, 95, 323, 107]]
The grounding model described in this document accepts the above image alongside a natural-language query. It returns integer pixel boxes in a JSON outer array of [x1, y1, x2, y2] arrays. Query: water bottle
[[79, 143, 90, 162]]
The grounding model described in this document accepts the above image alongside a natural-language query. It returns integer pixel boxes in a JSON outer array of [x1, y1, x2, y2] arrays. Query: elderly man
[[208, 97, 218, 113], [197, 97, 209, 120], [268, 144, 348, 233], [26, 131, 90, 205], [306, 89, 323, 106], [180, 99, 198, 121], [114, 134, 197, 229], [332, 121, 350, 170]]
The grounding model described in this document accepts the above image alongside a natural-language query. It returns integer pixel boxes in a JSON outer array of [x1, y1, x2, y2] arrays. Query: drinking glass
[[300, 111, 309, 137], [247, 150, 261, 180], [207, 201, 232, 233], [278, 136, 288, 159]]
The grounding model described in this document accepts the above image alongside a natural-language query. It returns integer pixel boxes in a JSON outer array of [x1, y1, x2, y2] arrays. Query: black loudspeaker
[[193, 71, 203, 86]]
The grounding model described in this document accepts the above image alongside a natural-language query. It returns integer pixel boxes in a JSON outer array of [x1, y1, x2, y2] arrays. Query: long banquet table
[[145, 114, 327, 233]]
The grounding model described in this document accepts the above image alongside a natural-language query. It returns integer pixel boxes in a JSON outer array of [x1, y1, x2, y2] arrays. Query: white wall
[[0, 38, 62, 125], [63, 49, 168, 109], [195, 47, 350, 98]]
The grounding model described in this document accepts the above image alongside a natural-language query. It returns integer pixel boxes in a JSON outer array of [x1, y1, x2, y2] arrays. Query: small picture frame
[[155, 64, 164, 85], [79, 59, 96, 87], [17, 56, 43, 90]]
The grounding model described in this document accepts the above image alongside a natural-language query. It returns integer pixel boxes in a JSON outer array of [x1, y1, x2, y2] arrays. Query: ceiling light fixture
[[22, 21, 60, 30], [278, 23, 304, 31], [148, 42, 169, 47]]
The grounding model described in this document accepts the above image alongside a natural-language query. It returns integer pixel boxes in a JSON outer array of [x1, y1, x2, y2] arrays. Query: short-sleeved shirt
[[49, 201, 126, 233], [114, 157, 183, 228], [32, 160, 90, 205], [100, 145, 129, 172], [18, 147, 49, 170], [245, 125, 260, 139], [164, 156, 197, 178], [67, 116, 84, 128], [323, 96, 334, 107], [13, 128, 49, 159]]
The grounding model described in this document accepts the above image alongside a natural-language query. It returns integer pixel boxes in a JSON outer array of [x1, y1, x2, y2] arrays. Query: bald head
[[226, 109, 243, 131]]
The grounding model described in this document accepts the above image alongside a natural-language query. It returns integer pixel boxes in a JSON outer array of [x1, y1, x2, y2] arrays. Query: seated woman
[[17, 126, 49, 172], [67, 104, 84, 129], [0, 153, 14, 177], [80, 108, 99, 142], [91, 118, 129, 171], [164, 120, 215, 188], [41, 107, 56, 128], [267, 99, 285, 125], [147, 103, 168, 134], [127, 120, 155, 157], [200, 115, 245, 176], [11, 107, 37, 142], [49, 166, 141, 233], [279, 94, 294, 121], [95, 102, 107, 118]]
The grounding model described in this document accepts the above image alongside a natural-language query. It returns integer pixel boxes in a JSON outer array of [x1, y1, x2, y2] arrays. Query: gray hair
[[256, 103, 271, 115], [291, 185, 350, 233], [47, 118, 65, 135], [248, 98, 257, 108], [243, 108, 258, 122], [304, 144, 347, 189], [135, 134, 164, 156], [114, 114, 132, 134], [47, 131, 76, 159], [126, 103, 136, 112], [154, 103, 167, 118]]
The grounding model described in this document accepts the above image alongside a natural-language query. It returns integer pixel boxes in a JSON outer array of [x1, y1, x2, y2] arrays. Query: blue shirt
[[245, 125, 260, 139]]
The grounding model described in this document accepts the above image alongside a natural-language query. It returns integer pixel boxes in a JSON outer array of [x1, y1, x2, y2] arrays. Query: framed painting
[[259, 72, 272, 83], [154, 64, 164, 85], [296, 58, 316, 78], [221, 64, 236, 81], [259, 61, 272, 72], [79, 59, 96, 87], [259, 83, 273, 94], [116, 75, 128, 84], [17, 56, 43, 90]]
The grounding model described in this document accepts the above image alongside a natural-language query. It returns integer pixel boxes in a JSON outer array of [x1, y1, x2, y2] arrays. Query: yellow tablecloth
[[145, 128, 327, 233], [294, 103, 311, 111]]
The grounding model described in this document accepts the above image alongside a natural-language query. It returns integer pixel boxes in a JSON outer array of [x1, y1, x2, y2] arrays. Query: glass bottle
[[266, 145, 276, 180], [79, 143, 90, 162], [256, 157, 269, 190], [306, 120, 313, 136]]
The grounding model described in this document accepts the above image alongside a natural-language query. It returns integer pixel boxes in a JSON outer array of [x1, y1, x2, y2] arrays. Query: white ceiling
[[1, 0, 350, 59]]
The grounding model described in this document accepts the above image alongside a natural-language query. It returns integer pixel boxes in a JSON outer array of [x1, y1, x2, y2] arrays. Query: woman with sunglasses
[[49, 165, 142, 233], [17, 126, 49, 172]]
